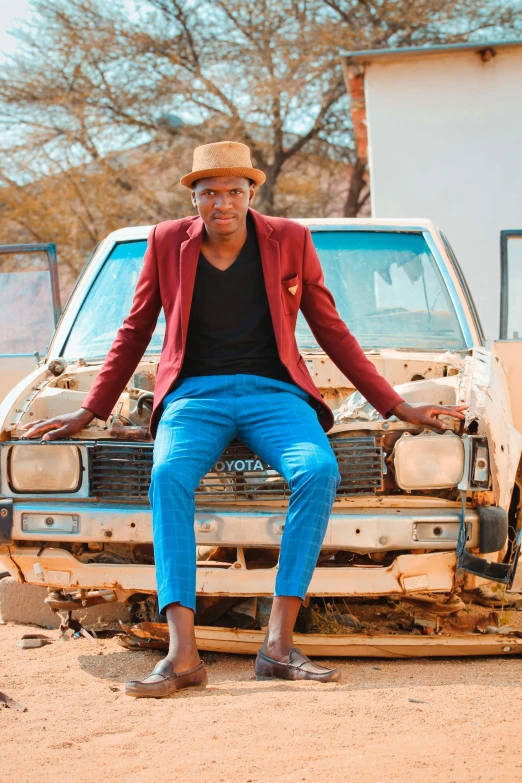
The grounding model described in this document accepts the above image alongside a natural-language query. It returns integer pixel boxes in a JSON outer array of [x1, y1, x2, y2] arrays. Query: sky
[[0, 0, 145, 60], [0, 0, 33, 60]]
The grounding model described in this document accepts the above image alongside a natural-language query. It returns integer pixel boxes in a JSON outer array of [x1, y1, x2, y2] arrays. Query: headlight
[[8, 445, 82, 493], [394, 432, 464, 490]]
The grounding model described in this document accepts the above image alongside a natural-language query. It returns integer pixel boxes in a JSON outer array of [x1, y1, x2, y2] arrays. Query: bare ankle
[[261, 636, 293, 662], [165, 643, 200, 669]]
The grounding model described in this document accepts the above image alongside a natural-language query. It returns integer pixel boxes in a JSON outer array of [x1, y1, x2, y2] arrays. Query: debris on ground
[[463, 585, 520, 609], [119, 621, 169, 650], [0, 578, 130, 628], [116, 591, 522, 653], [17, 633, 53, 649], [303, 602, 364, 634], [58, 612, 99, 645], [475, 611, 501, 633], [45, 588, 117, 612], [413, 617, 439, 634], [401, 594, 465, 615], [118, 634, 168, 651], [0, 691, 27, 712]]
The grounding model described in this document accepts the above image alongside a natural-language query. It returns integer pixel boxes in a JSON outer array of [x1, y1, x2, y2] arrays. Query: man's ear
[[191, 189, 197, 208], [249, 183, 256, 205]]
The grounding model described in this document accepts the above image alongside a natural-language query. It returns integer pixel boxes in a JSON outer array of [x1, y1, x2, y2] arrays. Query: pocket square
[[288, 284, 298, 295]]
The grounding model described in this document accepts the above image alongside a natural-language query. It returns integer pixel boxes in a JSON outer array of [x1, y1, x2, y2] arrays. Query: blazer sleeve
[[82, 226, 163, 421], [299, 227, 403, 418]]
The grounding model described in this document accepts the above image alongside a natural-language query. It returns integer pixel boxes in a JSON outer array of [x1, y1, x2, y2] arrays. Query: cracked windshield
[[62, 230, 465, 359]]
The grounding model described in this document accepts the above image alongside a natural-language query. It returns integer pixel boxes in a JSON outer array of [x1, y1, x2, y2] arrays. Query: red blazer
[[83, 209, 403, 437]]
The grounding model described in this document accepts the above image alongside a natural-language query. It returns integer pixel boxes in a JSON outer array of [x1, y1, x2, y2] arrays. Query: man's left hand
[[390, 401, 467, 431]]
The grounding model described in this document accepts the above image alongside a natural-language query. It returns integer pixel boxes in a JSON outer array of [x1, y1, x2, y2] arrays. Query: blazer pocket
[[281, 273, 301, 315]]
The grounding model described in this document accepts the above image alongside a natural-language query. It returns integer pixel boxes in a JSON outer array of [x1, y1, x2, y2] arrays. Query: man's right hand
[[21, 408, 96, 441]]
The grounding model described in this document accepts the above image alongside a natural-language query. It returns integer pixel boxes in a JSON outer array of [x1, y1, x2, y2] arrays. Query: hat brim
[[180, 166, 266, 189]]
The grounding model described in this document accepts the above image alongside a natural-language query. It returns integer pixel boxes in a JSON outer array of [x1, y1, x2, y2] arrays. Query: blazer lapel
[[250, 208, 283, 352], [180, 217, 204, 347]]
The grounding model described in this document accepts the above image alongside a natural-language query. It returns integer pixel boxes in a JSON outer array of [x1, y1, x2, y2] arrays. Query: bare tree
[[321, 0, 522, 48], [0, 0, 520, 278], [22, 0, 350, 214]]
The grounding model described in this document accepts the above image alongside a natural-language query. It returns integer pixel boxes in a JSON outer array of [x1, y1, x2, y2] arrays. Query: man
[[24, 141, 465, 696]]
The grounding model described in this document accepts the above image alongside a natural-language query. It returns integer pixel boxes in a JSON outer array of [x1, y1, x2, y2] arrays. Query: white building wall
[[364, 46, 522, 341]]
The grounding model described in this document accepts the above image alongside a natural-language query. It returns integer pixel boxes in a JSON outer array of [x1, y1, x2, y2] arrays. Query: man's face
[[192, 176, 255, 236]]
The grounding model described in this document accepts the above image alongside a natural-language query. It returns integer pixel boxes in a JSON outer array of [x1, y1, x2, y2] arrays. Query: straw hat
[[180, 141, 266, 189]]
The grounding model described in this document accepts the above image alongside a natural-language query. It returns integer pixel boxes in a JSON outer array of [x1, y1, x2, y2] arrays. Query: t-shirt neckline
[[199, 215, 255, 273]]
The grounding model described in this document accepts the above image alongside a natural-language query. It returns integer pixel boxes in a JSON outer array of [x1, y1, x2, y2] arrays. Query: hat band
[[180, 165, 266, 189]]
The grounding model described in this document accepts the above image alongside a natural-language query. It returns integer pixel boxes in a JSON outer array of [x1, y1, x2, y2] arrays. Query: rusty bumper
[[0, 546, 458, 597]]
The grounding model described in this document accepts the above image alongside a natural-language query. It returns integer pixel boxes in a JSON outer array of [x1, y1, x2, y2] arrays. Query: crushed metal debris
[[58, 612, 99, 644], [116, 592, 522, 655]]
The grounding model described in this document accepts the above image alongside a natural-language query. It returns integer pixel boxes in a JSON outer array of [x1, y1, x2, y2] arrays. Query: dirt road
[[1, 621, 521, 783]]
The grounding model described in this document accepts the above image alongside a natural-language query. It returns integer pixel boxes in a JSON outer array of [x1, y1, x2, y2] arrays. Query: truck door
[[493, 230, 522, 435], [0, 243, 61, 403]]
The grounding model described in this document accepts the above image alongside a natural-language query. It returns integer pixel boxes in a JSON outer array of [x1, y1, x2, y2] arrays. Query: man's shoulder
[[153, 215, 200, 241], [253, 211, 307, 241]]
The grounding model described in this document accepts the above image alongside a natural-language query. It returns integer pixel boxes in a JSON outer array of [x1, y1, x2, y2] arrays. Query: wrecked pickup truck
[[2, 218, 522, 656]]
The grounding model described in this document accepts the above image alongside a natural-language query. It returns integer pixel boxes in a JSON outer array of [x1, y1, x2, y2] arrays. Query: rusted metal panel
[[5, 546, 458, 596], [493, 340, 522, 435], [122, 623, 522, 658]]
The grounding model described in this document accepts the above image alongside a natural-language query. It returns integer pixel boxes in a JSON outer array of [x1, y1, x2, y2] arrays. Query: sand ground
[[1, 621, 521, 783]]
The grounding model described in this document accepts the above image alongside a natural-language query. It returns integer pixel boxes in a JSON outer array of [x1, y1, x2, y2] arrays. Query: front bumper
[[0, 504, 484, 598], [6, 503, 479, 551]]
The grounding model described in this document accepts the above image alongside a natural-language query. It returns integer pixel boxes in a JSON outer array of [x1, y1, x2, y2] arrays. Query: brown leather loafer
[[125, 659, 208, 698], [254, 648, 341, 683]]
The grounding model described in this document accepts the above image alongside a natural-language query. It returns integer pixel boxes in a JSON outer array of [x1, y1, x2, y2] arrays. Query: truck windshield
[[61, 230, 466, 359]]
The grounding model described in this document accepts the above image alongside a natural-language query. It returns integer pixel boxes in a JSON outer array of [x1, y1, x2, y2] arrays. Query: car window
[[61, 230, 466, 359], [296, 231, 466, 350], [62, 240, 166, 359]]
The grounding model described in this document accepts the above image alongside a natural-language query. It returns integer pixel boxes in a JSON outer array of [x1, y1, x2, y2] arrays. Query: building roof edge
[[341, 39, 522, 64]]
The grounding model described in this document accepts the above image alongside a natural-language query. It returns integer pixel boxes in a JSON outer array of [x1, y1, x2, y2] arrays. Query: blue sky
[[0, 0, 33, 59]]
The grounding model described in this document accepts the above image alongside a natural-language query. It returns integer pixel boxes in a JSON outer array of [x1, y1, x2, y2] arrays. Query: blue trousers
[[150, 374, 340, 614]]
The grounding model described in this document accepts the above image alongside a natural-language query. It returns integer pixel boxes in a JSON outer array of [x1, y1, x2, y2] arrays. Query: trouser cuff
[[158, 585, 196, 616]]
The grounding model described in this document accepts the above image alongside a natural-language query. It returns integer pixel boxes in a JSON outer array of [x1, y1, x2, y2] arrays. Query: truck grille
[[89, 436, 383, 502]]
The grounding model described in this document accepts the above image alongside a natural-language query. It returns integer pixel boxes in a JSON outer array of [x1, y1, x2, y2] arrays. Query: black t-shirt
[[178, 214, 292, 383]]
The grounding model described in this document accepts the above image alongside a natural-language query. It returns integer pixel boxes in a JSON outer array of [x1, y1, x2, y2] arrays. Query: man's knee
[[150, 458, 200, 495], [291, 449, 340, 490], [317, 453, 341, 488]]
